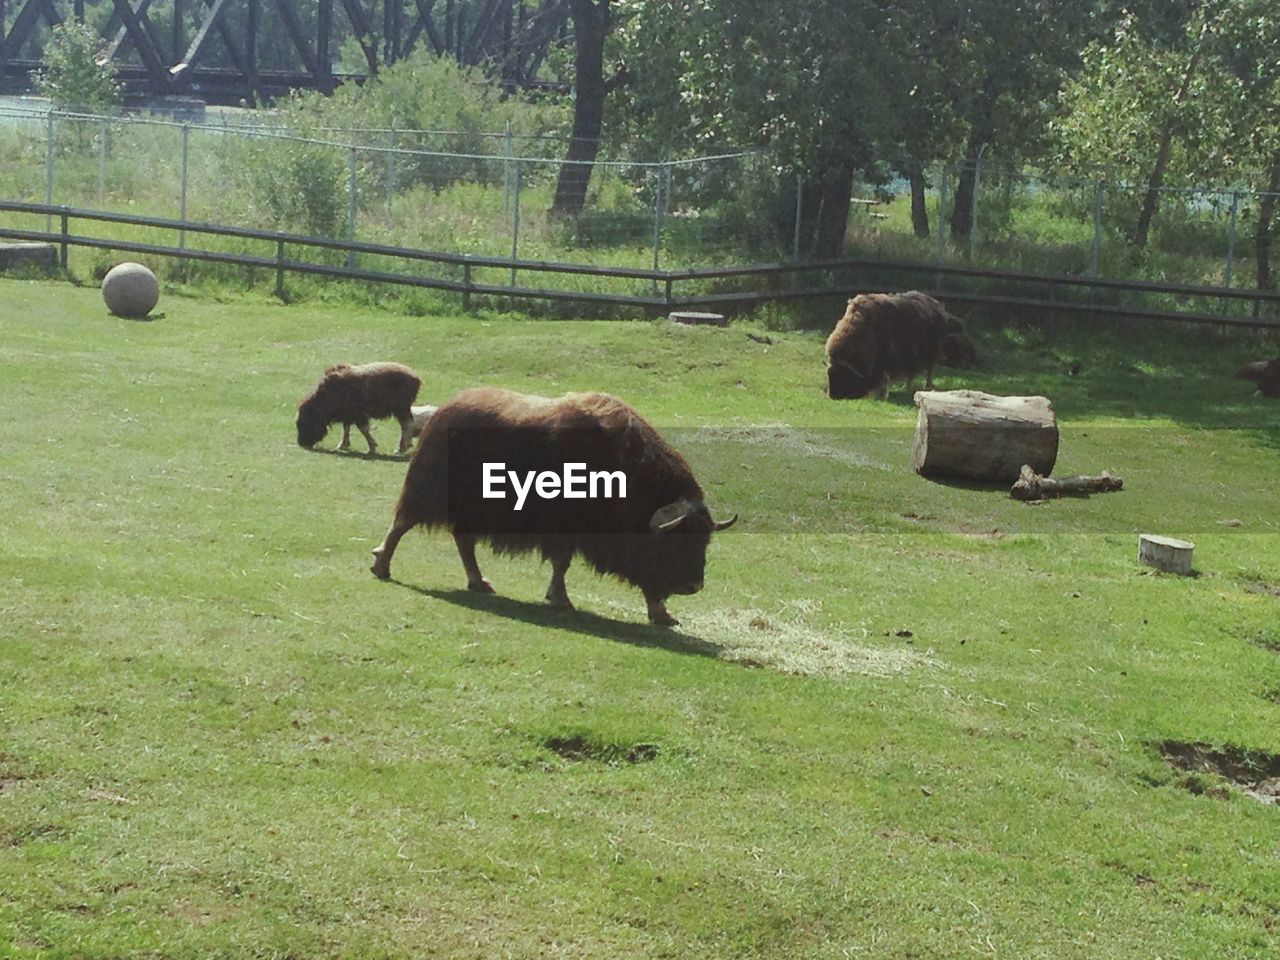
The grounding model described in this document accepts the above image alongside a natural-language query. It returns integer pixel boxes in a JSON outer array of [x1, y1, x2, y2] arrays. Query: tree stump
[[1139, 534, 1194, 575], [913, 390, 1059, 483]]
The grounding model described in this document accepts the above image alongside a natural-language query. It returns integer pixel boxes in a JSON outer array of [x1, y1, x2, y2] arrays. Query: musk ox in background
[[370, 387, 737, 626], [1238, 359, 1280, 398], [296, 362, 422, 454], [825, 291, 977, 400]]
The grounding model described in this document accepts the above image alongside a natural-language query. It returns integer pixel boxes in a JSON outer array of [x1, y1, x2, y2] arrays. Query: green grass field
[[2, 277, 1279, 958]]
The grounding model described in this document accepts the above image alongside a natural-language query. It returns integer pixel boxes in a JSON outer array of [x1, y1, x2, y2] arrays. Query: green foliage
[[232, 137, 348, 237], [35, 20, 121, 113]]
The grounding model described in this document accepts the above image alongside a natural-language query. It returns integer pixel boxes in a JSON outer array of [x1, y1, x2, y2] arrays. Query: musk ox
[[370, 387, 737, 626], [825, 291, 977, 400], [295, 362, 422, 454], [1238, 359, 1280, 398]]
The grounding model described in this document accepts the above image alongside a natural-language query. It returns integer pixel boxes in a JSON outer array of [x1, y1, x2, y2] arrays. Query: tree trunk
[[1133, 15, 1213, 249], [1256, 154, 1280, 292], [550, 0, 610, 218], [909, 161, 930, 238], [949, 137, 982, 241], [1133, 120, 1175, 249], [812, 159, 855, 259]]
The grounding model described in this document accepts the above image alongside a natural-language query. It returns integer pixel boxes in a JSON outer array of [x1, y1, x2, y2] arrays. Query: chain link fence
[[1, 102, 1277, 316]]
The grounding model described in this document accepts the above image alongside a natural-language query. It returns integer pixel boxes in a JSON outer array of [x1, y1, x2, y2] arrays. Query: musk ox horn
[[712, 514, 738, 531], [649, 499, 693, 532]]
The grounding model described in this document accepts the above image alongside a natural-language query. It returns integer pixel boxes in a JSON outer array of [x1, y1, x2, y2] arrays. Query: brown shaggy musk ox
[[1238, 359, 1280, 398], [825, 291, 977, 399], [296, 362, 422, 454], [370, 387, 737, 626]]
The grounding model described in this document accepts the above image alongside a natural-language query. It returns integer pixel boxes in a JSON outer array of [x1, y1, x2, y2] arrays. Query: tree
[[941, 0, 1098, 242], [618, 0, 901, 257], [1055, 0, 1278, 281], [550, 0, 618, 217], [36, 20, 122, 114]]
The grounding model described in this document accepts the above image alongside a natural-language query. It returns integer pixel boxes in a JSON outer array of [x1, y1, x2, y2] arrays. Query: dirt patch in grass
[[687, 424, 895, 473], [543, 735, 659, 765], [1158, 741, 1280, 805], [688, 600, 934, 678], [1248, 631, 1280, 654], [0, 751, 35, 792], [1241, 577, 1280, 598]]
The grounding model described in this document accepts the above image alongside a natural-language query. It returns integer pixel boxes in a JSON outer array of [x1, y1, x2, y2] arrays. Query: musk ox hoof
[[648, 611, 679, 627], [467, 578, 495, 594], [370, 552, 391, 580], [545, 591, 574, 610]]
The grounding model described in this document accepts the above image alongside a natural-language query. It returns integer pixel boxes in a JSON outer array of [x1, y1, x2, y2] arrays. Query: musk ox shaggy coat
[[295, 362, 422, 454], [1238, 359, 1280, 398], [370, 387, 737, 626], [825, 291, 977, 400]]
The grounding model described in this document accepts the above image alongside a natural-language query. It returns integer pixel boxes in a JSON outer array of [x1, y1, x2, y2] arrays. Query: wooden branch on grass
[[1010, 464, 1123, 502]]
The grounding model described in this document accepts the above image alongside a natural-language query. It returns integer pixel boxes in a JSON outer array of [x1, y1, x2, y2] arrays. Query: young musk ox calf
[[1238, 359, 1280, 398], [370, 387, 737, 626], [825, 291, 977, 400], [295, 362, 422, 455]]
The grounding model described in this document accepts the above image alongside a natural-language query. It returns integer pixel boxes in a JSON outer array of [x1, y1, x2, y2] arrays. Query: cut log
[[913, 390, 1059, 484], [1139, 534, 1194, 575], [1010, 465, 1123, 501]]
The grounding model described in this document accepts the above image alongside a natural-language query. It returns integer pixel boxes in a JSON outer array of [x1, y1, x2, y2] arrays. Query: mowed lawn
[[2, 277, 1279, 959]]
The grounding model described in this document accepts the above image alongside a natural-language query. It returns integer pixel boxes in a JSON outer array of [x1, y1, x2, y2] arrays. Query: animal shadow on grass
[[303, 446, 410, 463], [390, 582, 725, 659]]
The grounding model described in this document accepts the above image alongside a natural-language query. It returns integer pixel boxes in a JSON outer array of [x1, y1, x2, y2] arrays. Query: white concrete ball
[[102, 262, 160, 318]]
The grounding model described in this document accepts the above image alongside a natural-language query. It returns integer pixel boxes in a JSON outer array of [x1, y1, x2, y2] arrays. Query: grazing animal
[[370, 387, 737, 626], [825, 291, 977, 399], [295, 362, 422, 455], [1238, 359, 1280, 398]]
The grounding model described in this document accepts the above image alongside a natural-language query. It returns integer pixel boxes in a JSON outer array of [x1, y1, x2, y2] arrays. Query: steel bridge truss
[[0, 0, 568, 103]]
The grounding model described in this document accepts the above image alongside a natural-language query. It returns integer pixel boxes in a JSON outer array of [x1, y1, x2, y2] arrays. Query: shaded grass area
[[1, 278, 1279, 957]]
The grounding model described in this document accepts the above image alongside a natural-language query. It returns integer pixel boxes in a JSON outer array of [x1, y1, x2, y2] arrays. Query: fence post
[[275, 238, 286, 300], [793, 174, 803, 261], [463, 255, 472, 311], [385, 127, 395, 220], [652, 163, 666, 281], [45, 113, 54, 232], [98, 119, 107, 203], [347, 145, 358, 269], [59, 210, 69, 269], [935, 165, 948, 263], [1089, 179, 1104, 277], [969, 147, 986, 261], [1225, 190, 1239, 289], [502, 120, 513, 215], [179, 124, 190, 271], [510, 160, 521, 288]]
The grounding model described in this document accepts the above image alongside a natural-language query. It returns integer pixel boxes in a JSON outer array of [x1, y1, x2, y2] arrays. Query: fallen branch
[[1010, 464, 1123, 502]]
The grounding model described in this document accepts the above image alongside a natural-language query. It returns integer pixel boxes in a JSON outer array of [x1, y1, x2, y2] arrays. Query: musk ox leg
[[453, 532, 495, 594], [356, 421, 378, 455], [643, 590, 679, 628], [544, 549, 574, 609], [338, 423, 352, 451], [370, 520, 411, 579], [873, 374, 891, 402]]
